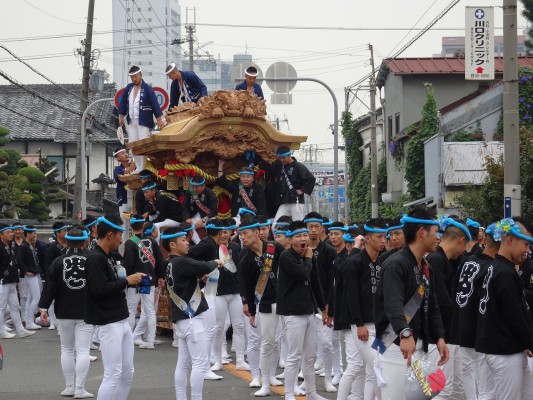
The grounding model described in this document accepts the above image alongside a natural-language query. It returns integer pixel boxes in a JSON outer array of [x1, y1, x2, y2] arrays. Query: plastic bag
[[404, 356, 446, 400]]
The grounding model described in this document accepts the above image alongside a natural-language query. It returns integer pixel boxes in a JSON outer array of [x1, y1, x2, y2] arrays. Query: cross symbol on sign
[[475, 9, 485, 19]]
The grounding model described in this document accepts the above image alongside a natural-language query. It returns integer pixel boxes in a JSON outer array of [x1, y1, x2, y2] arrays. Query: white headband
[[128, 68, 142, 76], [245, 67, 258, 77], [113, 148, 127, 157], [165, 63, 177, 75]]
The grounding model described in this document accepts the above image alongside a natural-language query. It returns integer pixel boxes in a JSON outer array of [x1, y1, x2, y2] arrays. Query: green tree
[[456, 127, 533, 223], [405, 83, 438, 200], [341, 111, 364, 219], [521, 0, 533, 52], [17, 167, 49, 221], [0, 172, 32, 218]]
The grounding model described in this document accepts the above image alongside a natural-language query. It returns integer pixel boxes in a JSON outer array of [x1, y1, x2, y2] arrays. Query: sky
[[0, 0, 529, 162]]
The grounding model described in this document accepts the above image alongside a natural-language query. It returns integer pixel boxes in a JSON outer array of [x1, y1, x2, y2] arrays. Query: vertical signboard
[[465, 7, 494, 80]]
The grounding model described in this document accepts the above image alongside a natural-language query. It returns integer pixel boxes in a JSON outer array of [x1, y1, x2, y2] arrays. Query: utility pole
[[185, 7, 196, 71], [73, 0, 95, 223], [369, 44, 379, 218], [503, 0, 521, 217]]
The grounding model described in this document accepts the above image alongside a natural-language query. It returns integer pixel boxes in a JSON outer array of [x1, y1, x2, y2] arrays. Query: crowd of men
[[2, 63, 533, 400], [2, 185, 533, 400]]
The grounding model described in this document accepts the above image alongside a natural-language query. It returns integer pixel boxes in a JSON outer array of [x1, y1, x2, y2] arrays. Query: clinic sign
[[465, 7, 494, 80]]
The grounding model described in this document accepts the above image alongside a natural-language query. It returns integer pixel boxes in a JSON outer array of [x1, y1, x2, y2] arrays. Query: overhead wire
[[21, 0, 86, 25]]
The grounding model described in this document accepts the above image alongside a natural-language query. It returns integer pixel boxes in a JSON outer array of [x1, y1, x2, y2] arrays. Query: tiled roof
[[0, 83, 119, 143], [382, 56, 533, 75]]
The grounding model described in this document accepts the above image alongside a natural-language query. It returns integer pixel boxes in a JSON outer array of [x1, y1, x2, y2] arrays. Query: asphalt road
[[0, 328, 334, 400]]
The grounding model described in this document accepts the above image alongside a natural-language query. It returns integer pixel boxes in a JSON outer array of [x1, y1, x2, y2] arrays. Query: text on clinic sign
[[465, 6, 494, 80]]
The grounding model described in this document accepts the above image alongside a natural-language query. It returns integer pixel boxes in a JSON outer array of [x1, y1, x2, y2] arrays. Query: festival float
[[119, 89, 308, 329]]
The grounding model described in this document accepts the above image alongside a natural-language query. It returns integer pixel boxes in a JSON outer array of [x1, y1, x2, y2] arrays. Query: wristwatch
[[400, 328, 413, 339]]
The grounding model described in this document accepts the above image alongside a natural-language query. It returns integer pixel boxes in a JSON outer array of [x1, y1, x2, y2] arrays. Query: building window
[[149, 40, 153, 44], [137, 7, 141, 11], [137, 18, 141, 22], [148, 28, 152, 33], [148, 61, 152, 65], [148, 73, 152, 76], [148, 51, 152, 55], [395, 113, 400, 134], [127, 40, 131, 44], [148, 18, 152, 22], [137, 40, 141, 44], [127, 18, 131, 22], [388, 116, 393, 138], [139, 62, 142, 65], [148, 7, 152, 11]]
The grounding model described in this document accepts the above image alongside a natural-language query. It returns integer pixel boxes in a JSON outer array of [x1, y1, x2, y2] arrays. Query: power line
[[21, 0, 85, 25], [0, 102, 76, 134]]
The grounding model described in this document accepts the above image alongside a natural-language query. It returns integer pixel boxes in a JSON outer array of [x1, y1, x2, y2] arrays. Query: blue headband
[[240, 171, 254, 175], [190, 178, 206, 186], [141, 183, 157, 191], [364, 224, 388, 233], [53, 225, 69, 232], [274, 230, 288, 235], [286, 228, 309, 237], [276, 150, 292, 157], [84, 220, 96, 228], [466, 218, 480, 229], [238, 223, 260, 231], [0, 226, 13, 232], [275, 222, 290, 227], [303, 218, 323, 224], [23, 226, 37, 232], [322, 219, 333, 227], [144, 225, 156, 235], [328, 226, 348, 232], [205, 223, 226, 230], [400, 215, 440, 226], [65, 231, 89, 241], [139, 172, 152, 179], [130, 217, 145, 224], [182, 225, 194, 232], [160, 231, 187, 240], [387, 224, 404, 232], [224, 224, 237, 230], [12, 225, 23, 230], [485, 222, 497, 238], [347, 223, 358, 229], [440, 218, 472, 241], [509, 224, 533, 243], [343, 233, 355, 243], [97, 217, 125, 232], [239, 208, 256, 216], [257, 220, 272, 227]]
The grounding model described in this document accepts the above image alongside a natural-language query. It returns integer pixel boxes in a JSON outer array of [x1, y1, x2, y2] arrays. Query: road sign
[[114, 87, 169, 111], [114, 88, 125, 109], [230, 63, 264, 85], [153, 87, 169, 110], [265, 62, 297, 100], [465, 6, 494, 80]]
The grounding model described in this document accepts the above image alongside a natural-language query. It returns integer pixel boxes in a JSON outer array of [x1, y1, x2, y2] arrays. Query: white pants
[[24, 275, 41, 323], [213, 294, 245, 364], [174, 316, 208, 400], [318, 316, 334, 377], [273, 203, 304, 225], [127, 120, 150, 170], [476, 352, 496, 400], [282, 314, 318, 399], [430, 343, 463, 400], [155, 219, 181, 233], [337, 329, 365, 400], [97, 319, 135, 400], [127, 287, 157, 344], [0, 282, 24, 333], [259, 305, 281, 385], [119, 201, 132, 254], [333, 329, 343, 375], [351, 323, 381, 400], [203, 295, 217, 366], [58, 319, 94, 391], [246, 314, 261, 380], [380, 342, 425, 400], [19, 278, 28, 323], [459, 346, 481, 400], [484, 352, 533, 400]]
